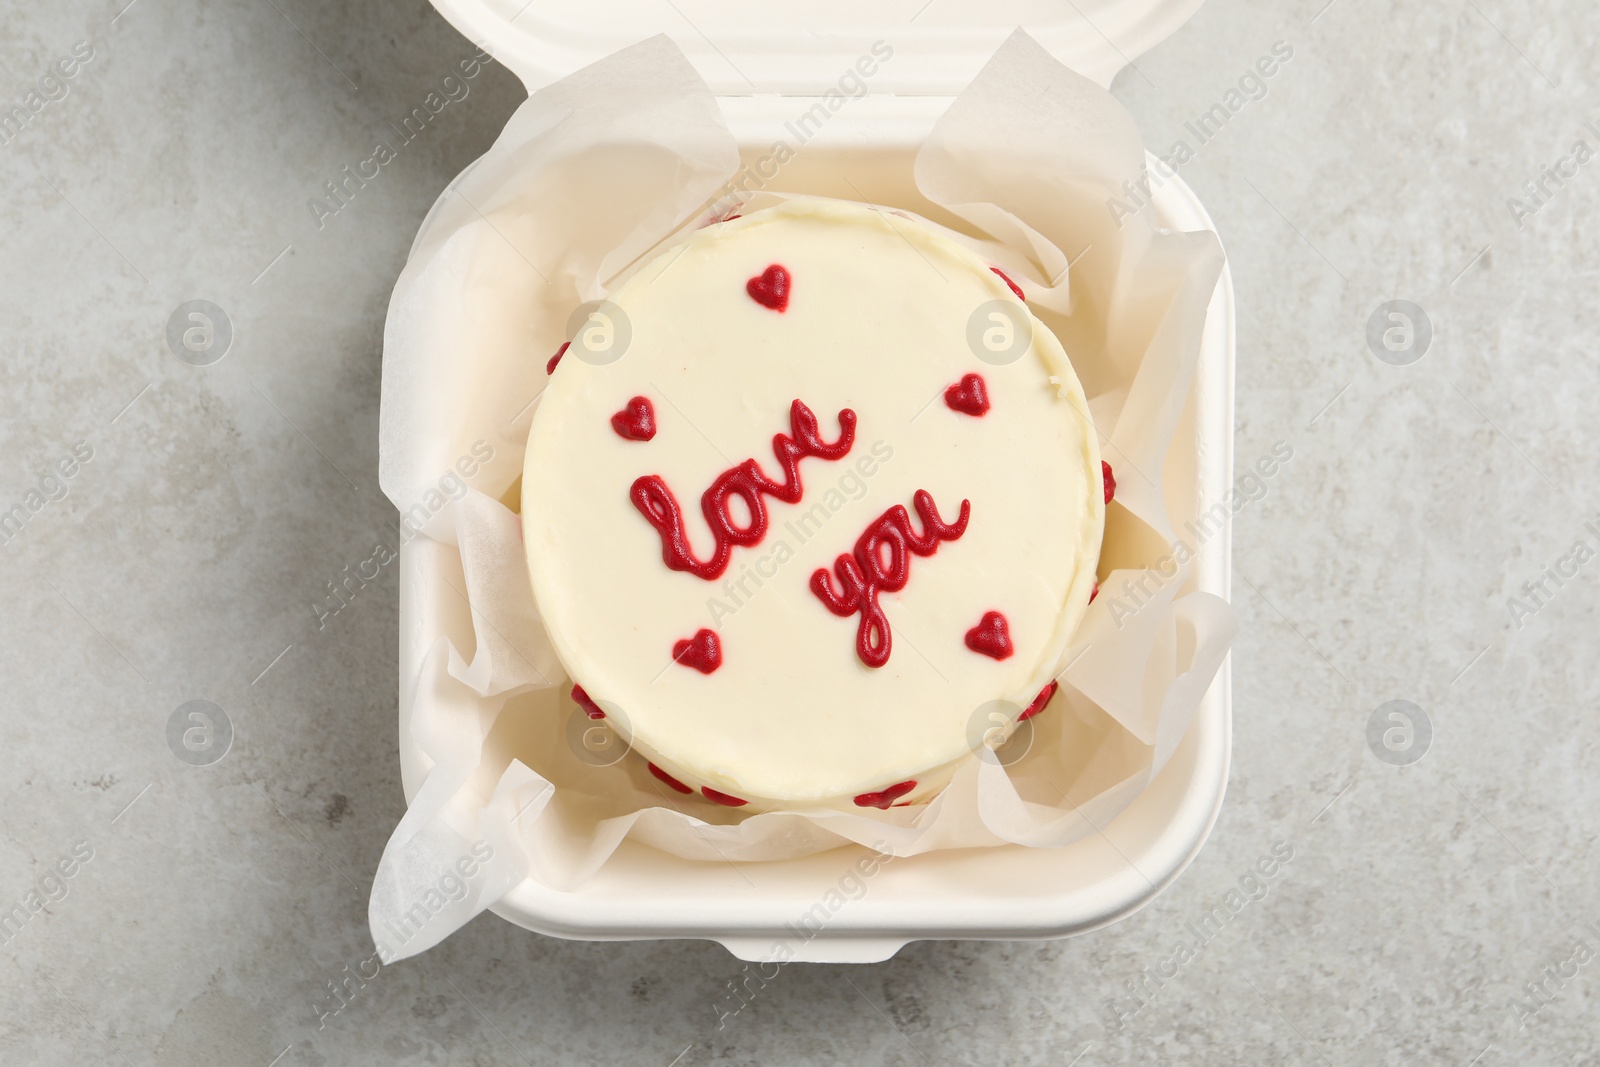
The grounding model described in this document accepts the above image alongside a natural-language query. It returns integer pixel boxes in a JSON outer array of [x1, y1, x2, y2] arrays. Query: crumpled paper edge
[[369, 30, 1235, 963]]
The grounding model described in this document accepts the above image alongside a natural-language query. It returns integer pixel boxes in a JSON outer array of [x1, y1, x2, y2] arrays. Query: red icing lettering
[[610, 396, 656, 441], [944, 373, 989, 416], [649, 762, 694, 794], [571, 684, 605, 720], [746, 264, 791, 311], [1103, 460, 1115, 504], [672, 628, 722, 674], [1018, 681, 1058, 722], [965, 611, 1013, 660], [702, 786, 748, 807], [854, 780, 917, 809], [630, 400, 855, 580], [810, 490, 971, 668], [991, 267, 1025, 302], [546, 341, 568, 375]]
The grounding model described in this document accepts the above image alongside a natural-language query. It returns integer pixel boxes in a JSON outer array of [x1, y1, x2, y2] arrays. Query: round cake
[[522, 196, 1105, 811]]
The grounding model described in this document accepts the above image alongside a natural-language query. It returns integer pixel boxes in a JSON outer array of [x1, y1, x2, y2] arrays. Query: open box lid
[[427, 0, 1205, 95]]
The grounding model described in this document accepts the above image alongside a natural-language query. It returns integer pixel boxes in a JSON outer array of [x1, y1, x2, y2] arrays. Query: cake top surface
[[522, 196, 1102, 805]]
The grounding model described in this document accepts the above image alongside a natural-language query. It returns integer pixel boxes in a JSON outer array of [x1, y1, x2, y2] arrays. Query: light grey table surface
[[2, 1, 1596, 1064]]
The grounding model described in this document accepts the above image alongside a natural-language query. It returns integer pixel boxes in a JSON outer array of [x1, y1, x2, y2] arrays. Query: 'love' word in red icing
[[810, 490, 971, 668], [630, 400, 856, 581]]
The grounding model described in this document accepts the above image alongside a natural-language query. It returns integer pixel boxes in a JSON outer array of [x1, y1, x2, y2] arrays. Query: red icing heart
[[546, 341, 568, 375], [649, 762, 693, 794], [746, 264, 791, 311], [672, 628, 722, 674], [571, 684, 605, 720], [1018, 681, 1058, 722], [944, 373, 990, 417], [991, 267, 1025, 302], [702, 786, 748, 807], [1103, 460, 1116, 504], [965, 611, 1014, 660], [854, 780, 917, 809], [610, 396, 656, 441]]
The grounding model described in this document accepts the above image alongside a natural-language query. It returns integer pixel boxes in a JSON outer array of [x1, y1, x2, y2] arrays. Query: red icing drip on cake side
[[648, 762, 694, 794], [810, 490, 971, 668], [991, 267, 1025, 302], [571, 684, 605, 720], [701, 786, 748, 807], [630, 400, 855, 580], [854, 780, 917, 809], [1018, 681, 1058, 722], [546, 341, 569, 375]]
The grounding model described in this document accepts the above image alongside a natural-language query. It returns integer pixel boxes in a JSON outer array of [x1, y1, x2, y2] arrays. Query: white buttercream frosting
[[522, 196, 1103, 810]]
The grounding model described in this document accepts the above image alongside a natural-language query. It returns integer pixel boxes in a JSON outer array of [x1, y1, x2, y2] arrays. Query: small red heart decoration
[[571, 684, 605, 720], [746, 264, 791, 311], [1103, 460, 1115, 504], [672, 628, 722, 674], [701, 786, 748, 807], [1018, 681, 1058, 722], [964, 611, 1014, 660], [853, 780, 917, 809], [944, 373, 990, 417], [648, 761, 694, 794], [610, 396, 656, 441], [546, 341, 569, 375]]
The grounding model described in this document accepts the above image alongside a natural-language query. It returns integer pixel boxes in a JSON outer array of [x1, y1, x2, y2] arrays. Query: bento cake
[[522, 196, 1105, 811]]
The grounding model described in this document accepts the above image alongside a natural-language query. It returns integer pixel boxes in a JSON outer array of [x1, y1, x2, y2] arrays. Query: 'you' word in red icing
[[811, 490, 971, 668], [631, 400, 856, 581]]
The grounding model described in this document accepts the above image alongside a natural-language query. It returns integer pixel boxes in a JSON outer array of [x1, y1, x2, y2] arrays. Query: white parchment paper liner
[[369, 31, 1236, 961]]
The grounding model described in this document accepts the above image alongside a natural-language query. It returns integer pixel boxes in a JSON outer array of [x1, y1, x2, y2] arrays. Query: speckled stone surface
[[1, 1, 1596, 1064]]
